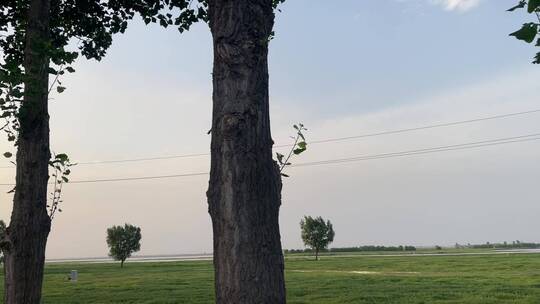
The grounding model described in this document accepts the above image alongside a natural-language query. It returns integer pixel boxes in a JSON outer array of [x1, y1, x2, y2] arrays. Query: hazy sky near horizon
[[1, 0, 540, 259]]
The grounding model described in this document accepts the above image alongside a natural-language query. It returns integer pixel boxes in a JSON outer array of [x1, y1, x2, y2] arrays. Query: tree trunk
[[207, 0, 286, 303], [3, 0, 52, 303], [315, 249, 319, 261]]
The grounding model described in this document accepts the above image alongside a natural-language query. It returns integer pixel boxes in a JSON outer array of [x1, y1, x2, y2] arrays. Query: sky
[[1, 0, 540, 259]]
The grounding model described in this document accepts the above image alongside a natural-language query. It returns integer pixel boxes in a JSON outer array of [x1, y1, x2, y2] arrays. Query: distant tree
[[106, 224, 142, 268], [435, 245, 442, 250], [508, 0, 540, 63], [300, 216, 335, 261]]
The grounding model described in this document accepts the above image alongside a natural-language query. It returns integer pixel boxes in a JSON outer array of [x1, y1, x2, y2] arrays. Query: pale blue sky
[[1, 0, 540, 258], [97, 0, 536, 116]]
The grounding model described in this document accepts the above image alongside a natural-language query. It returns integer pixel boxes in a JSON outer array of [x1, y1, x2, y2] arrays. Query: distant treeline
[[284, 245, 416, 254], [456, 241, 540, 250]]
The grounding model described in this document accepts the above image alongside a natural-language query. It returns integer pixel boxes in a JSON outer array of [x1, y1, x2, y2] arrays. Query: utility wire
[[292, 134, 540, 167], [77, 153, 209, 165], [68, 172, 208, 184], [1, 108, 538, 168], [303, 109, 540, 145], [0, 133, 538, 186]]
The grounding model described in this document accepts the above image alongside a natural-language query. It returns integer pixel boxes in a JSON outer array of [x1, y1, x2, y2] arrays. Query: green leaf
[[281, 173, 289, 177], [293, 148, 305, 155], [534, 52, 540, 64], [56, 153, 69, 162], [3, 152, 12, 158], [56, 86, 66, 93], [47, 67, 58, 75], [65, 67, 76, 73], [62, 176, 69, 183], [507, 1, 526, 11], [528, 0, 540, 12], [297, 141, 307, 149], [510, 23, 538, 43], [276, 153, 284, 164]]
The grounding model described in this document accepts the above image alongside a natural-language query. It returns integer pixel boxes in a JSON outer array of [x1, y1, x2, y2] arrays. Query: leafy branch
[[508, 0, 540, 63], [0, 61, 24, 148], [48, 153, 75, 220], [48, 64, 74, 95], [276, 123, 307, 177]]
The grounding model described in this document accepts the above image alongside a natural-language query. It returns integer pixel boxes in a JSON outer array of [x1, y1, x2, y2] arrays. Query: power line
[[0, 133, 538, 186], [292, 134, 540, 167], [69, 172, 208, 184], [1, 108, 539, 168], [0, 153, 211, 169], [77, 153, 209, 165], [0, 172, 209, 186], [304, 109, 540, 145]]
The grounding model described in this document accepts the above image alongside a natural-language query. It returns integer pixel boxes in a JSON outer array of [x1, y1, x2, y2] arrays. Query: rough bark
[[207, 0, 286, 303], [3, 0, 52, 303]]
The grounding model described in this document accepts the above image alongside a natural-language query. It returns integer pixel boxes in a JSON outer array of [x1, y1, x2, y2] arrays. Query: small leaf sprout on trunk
[[276, 123, 307, 177], [48, 153, 75, 220]]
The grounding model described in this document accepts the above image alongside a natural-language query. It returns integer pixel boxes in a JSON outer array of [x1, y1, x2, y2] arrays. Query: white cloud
[[434, 0, 482, 11], [398, 0, 483, 12]]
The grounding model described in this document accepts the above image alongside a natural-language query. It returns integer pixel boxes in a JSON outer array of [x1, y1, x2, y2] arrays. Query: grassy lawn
[[1, 253, 540, 303]]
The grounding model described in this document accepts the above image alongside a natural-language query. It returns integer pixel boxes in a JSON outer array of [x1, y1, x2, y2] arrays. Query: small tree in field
[[106, 224, 142, 268], [300, 216, 335, 261]]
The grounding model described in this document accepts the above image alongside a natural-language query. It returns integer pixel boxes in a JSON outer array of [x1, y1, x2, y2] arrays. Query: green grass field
[[1, 253, 540, 303]]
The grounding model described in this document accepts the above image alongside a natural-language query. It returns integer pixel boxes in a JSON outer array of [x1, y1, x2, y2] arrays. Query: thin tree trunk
[[3, 0, 52, 303], [207, 0, 286, 303], [315, 249, 319, 261]]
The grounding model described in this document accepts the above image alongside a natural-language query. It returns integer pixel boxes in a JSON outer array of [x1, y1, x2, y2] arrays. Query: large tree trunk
[[3, 0, 52, 303], [207, 0, 286, 303]]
